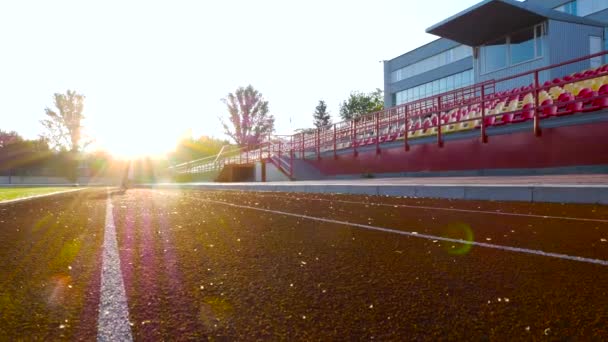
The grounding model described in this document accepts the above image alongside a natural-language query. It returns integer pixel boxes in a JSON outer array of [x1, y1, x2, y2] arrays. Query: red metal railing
[[176, 51, 608, 178]]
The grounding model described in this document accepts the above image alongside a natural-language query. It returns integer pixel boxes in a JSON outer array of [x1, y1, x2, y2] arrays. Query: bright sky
[[0, 0, 480, 157]]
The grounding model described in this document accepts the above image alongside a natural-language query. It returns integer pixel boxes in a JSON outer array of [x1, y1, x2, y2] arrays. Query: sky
[[0, 0, 480, 157]]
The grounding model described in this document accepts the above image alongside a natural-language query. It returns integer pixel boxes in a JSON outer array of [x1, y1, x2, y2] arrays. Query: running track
[[1, 188, 607, 339]]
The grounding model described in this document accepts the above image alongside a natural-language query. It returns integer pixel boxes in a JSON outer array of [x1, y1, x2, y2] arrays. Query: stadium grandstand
[[172, 0, 608, 182]]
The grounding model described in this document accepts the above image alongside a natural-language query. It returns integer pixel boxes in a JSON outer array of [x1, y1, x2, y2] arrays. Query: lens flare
[[442, 222, 474, 255]]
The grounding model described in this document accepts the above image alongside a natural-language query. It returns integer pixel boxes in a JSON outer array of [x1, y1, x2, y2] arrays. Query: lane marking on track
[[161, 192, 608, 267], [97, 190, 133, 342], [211, 191, 608, 224], [0, 188, 85, 205]]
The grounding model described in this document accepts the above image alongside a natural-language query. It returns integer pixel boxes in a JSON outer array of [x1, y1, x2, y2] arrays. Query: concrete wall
[[254, 162, 290, 182]]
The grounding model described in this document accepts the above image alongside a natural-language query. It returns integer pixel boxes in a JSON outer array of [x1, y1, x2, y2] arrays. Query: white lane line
[[97, 190, 133, 342], [165, 192, 608, 267], [218, 191, 608, 224], [0, 188, 85, 205]]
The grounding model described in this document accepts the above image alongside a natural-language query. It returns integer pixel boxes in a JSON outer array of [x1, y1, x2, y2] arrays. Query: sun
[[90, 128, 179, 159]]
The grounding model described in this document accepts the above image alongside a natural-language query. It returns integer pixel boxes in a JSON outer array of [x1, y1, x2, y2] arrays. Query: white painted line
[[0, 188, 85, 205], [224, 191, 608, 224], [166, 193, 608, 267], [97, 190, 133, 342]]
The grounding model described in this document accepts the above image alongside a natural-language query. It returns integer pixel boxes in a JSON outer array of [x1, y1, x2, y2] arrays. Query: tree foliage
[[41, 90, 86, 152], [0, 133, 51, 177], [220, 85, 275, 148], [0, 130, 22, 148], [168, 135, 231, 164], [312, 100, 331, 128], [339, 88, 384, 121]]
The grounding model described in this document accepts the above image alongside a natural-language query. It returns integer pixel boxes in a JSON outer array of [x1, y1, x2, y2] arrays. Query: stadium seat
[[540, 99, 557, 117], [556, 93, 583, 116], [494, 112, 513, 126]]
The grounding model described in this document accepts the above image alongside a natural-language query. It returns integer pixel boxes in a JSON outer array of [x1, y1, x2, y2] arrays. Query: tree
[[220, 85, 275, 148], [41, 90, 86, 152], [313, 100, 331, 128], [339, 88, 384, 121], [0, 130, 22, 148], [169, 135, 231, 164]]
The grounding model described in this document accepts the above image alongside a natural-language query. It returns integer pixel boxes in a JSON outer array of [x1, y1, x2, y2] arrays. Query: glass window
[[390, 45, 473, 83], [535, 25, 543, 57], [555, 1, 578, 15], [578, 0, 608, 16], [462, 70, 471, 86], [394, 69, 473, 106], [510, 27, 535, 65], [481, 37, 507, 73], [590, 35, 602, 68], [452, 72, 460, 88]]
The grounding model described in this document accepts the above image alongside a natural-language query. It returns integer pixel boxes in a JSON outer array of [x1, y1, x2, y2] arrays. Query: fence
[[175, 51, 608, 178]]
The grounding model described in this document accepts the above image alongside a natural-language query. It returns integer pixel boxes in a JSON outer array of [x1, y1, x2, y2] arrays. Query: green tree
[[0, 130, 22, 148], [220, 85, 275, 148], [339, 88, 384, 121], [312, 100, 331, 128], [169, 135, 231, 164], [41, 90, 87, 182]]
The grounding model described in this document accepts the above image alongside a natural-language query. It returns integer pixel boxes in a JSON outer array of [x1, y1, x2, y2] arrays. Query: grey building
[[384, 0, 608, 108]]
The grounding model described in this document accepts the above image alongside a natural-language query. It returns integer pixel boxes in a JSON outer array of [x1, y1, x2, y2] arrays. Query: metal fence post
[[333, 124, 337, 159], [404, 105, 410, 151], [481, 84, 488, 143], [375, 111, 381, 155], [316, 128, 321, 160], [301, 133, 304, 160], [437, 96, 443, 148], [534, 70, 542, 137], [353, 119, 358, 157]]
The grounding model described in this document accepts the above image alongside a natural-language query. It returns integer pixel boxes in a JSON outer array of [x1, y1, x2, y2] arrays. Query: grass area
[[0, 187, 78, 201]]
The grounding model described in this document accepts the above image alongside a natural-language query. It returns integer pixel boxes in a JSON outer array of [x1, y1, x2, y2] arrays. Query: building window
[[390, 45, 472, 83], [590, 35, 603, 68], [577, 0, 608, 16], [394, 69, 474, 105], [557, 0, 608, 16], [481, 37, 508, 73], [555, 1, 578, 15], [480, 24, 544, 74]]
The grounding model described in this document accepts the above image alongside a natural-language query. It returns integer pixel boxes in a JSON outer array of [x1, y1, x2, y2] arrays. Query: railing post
[[437, 97, 443, 148], [333, 124, 337, 159], [533, 70, 542, 137], [375, 111, 381, 155], [278, 140, 282, 167], [245, 147, 249, 164], [481, 84, 488, 143], [404, 105, 410, 151], [301, 133, 304, 160], [316, 128, 321, 160], [352, 119, 358, 157]]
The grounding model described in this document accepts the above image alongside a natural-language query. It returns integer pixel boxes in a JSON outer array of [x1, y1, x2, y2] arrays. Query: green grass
[[0, 187, 79, 201]]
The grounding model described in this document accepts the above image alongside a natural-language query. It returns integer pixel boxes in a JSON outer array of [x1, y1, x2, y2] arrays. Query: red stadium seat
[[512, 103, 535, 122], [540, 99, 557, 117], [556, 93, 583, 116], [494, 113, 514, 126]]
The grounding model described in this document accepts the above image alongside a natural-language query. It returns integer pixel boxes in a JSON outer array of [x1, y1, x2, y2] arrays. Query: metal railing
[[176, 51, 608, 178]]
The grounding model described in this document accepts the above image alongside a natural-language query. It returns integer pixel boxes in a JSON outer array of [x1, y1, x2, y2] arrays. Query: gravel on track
[[110, 189, 608, 340]]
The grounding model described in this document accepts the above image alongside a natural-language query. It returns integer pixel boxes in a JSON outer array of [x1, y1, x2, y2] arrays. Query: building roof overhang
[[426, 0, 605, 46]]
